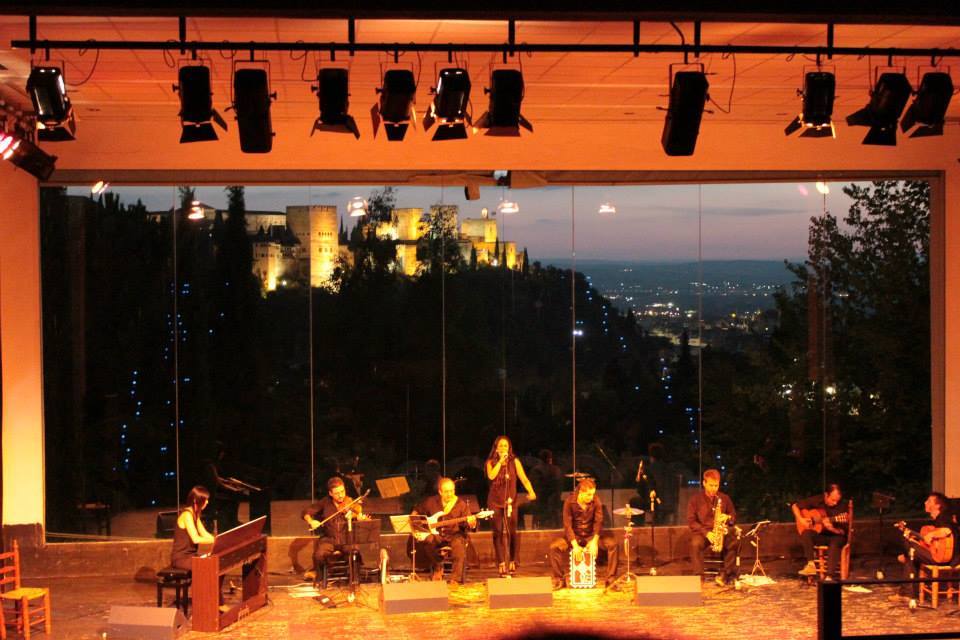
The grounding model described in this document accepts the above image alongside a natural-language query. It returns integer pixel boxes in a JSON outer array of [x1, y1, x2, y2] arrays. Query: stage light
[[661, 70, 709, 156], [815, 181, 830, 195], [174, 65, 227, 144], [846, 72, 912, 146], [598, 202, 617, 215], [423, 68, 471, 141], [900, 71, 954, 138], [91, 180, 109, 195], [372, 69, 417, 142], [311, 68, 360, 139], [347, 196, 368, 217], [474, 69, 532, 136], [232, 67, 275, 153], [188, 200, 204, 220], [784, 71, 836, 138], [27, 66, 76, 142], [0, 131, 57, 180], [497, 199, 519, 215]]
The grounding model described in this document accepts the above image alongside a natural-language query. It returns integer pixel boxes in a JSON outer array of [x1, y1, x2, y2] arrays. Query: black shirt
[[414, 495, 475, 542], [562, 494, 603, 545], [487, 456, 518, 509], [795, 494, 848, 534], [687, 491, 736, 536], [301, 496, 351, 543]]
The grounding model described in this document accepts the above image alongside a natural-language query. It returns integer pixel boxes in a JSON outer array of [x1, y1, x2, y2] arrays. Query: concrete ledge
[[22, 520, 892, 580]]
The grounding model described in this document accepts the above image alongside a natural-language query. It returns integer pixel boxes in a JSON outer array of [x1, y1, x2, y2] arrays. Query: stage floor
[[36, 556, 960, 639]]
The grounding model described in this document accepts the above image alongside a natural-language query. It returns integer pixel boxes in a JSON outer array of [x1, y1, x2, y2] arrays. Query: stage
[[37, 555, 959, 639]]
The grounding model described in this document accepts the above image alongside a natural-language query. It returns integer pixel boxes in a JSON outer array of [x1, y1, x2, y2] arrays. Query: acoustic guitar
[[894, 521, 955, 564], [796, 508, 849, 535]]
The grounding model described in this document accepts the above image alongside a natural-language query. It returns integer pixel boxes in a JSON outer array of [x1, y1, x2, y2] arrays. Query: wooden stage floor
[[35, 556, 960, 639]]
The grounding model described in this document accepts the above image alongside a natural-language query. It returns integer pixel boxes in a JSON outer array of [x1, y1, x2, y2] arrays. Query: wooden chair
[[812, 499, 854, 581], [0, 541, 51, 639], [918, 563, 960, 609]]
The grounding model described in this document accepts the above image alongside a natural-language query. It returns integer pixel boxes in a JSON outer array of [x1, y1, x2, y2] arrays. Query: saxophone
[[710, 497, 728, 552]]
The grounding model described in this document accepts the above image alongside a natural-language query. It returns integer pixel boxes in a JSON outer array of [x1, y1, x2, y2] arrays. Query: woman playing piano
[[171, 485, 216, 570]]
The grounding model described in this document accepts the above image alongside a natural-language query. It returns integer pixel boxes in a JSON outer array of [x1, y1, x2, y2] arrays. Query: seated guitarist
[[793, 483, 847, 579], [410, 477, 477, 584], [895, 492, 960, 600]]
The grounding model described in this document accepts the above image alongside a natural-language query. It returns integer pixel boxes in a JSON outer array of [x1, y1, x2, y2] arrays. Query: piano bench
[[156, 567, 192, 615]]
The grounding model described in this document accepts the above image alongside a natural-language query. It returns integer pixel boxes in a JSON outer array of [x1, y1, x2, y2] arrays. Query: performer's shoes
[[431, 568, 444, 581], [508, 561, 517, 575], [304, 570, 317, 581], [551, 578, 566, 591], [498, 563, 508, 577], [798, 561, 818, 576], [714, 575, 728, 587]]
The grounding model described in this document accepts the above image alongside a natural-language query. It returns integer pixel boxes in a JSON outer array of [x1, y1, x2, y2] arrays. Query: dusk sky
[[82, 181, 858, 263]]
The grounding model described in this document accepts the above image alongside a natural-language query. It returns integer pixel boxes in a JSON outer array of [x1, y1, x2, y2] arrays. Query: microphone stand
[[648, 492, 661, 574], [595, 444, 621, 526]]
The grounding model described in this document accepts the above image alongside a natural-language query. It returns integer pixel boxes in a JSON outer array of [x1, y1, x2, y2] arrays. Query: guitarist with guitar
[[893, 492, 960, 601], [410, 477, 483, 585], [792, 483, 848, 579]]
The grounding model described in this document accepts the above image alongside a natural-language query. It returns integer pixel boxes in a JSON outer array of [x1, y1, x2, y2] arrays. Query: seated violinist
[[301, 476, 369, 580], [892, 492, 960, 602]]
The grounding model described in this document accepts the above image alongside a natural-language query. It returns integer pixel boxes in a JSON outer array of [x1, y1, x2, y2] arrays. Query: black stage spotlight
[[846, 72, 912, 146], [900, 71, 954, 138], [785, 71, 836, 138], [311, 68, 360, 139], [174, 65, 227, 144], [661, 70, 709, 156], [27, 66, 76, 142], [0, 131, 57, 180], [423, 68, 471, 141], [474, 69, 533, 136], [372, 69, 417, 141], [231, 67, 275, 153]]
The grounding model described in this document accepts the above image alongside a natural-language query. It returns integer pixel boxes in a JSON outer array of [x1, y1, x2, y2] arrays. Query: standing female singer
[[171, 485, 216, 570], [486, 436, 536, 576]]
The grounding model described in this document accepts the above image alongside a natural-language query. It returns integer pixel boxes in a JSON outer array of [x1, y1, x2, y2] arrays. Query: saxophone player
[[687, 468, 738, 586]]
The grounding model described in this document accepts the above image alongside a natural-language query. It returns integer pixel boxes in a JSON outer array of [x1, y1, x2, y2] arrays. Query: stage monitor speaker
[[487, 576, 552, 609], [660, 71, 709, 156], [108, 605, 188, 640], [380, 581, 449, 614], [634, 575, 702, 606]]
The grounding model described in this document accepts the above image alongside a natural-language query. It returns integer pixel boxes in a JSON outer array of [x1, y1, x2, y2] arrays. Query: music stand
[[737, 521, 776, 587], [338, 517, 380, 608], [389, 515, 430, 581], [377, 476, 411, 499]]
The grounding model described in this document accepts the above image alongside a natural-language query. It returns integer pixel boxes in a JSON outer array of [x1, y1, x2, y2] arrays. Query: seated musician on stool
[[549, 478, 619, 590], [687, 469, 738, 586], [893, 492, 960, 601], [793, 483, 846, 579], [171, 485, 215, 570], [301, 476, 369, 581], [411, 477, 477, 585]]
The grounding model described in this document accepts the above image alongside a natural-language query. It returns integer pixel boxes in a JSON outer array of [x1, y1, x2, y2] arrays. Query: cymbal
[[564, 472, 592, 479], [613, 507, 644, 516]]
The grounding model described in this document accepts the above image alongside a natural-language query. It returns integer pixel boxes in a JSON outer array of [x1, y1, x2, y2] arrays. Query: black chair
[[156, 567, 191, 615]]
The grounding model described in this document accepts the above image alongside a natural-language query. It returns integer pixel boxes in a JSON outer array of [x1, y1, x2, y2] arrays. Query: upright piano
[[191, 516, 268, 632]]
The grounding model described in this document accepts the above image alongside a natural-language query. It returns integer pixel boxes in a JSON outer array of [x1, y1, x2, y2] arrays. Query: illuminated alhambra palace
[[175, 202, 519, 291]]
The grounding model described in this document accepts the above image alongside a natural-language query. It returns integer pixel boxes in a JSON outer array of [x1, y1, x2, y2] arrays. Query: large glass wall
[[39, 179, 931, 539]]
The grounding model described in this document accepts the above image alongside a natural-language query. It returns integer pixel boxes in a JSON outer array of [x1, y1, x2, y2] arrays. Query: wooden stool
[[919, 564, 960, 609], [156, 567, 191, 615]]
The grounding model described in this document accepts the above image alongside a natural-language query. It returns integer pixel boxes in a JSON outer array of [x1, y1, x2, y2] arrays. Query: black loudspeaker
[[487, 576, 552, 609], [380, 581, 449, 614], [634, 575, 702, 606], [233, 68, 274, 153], [661, 71, 709, 156], [108, 605, 188, 640]]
